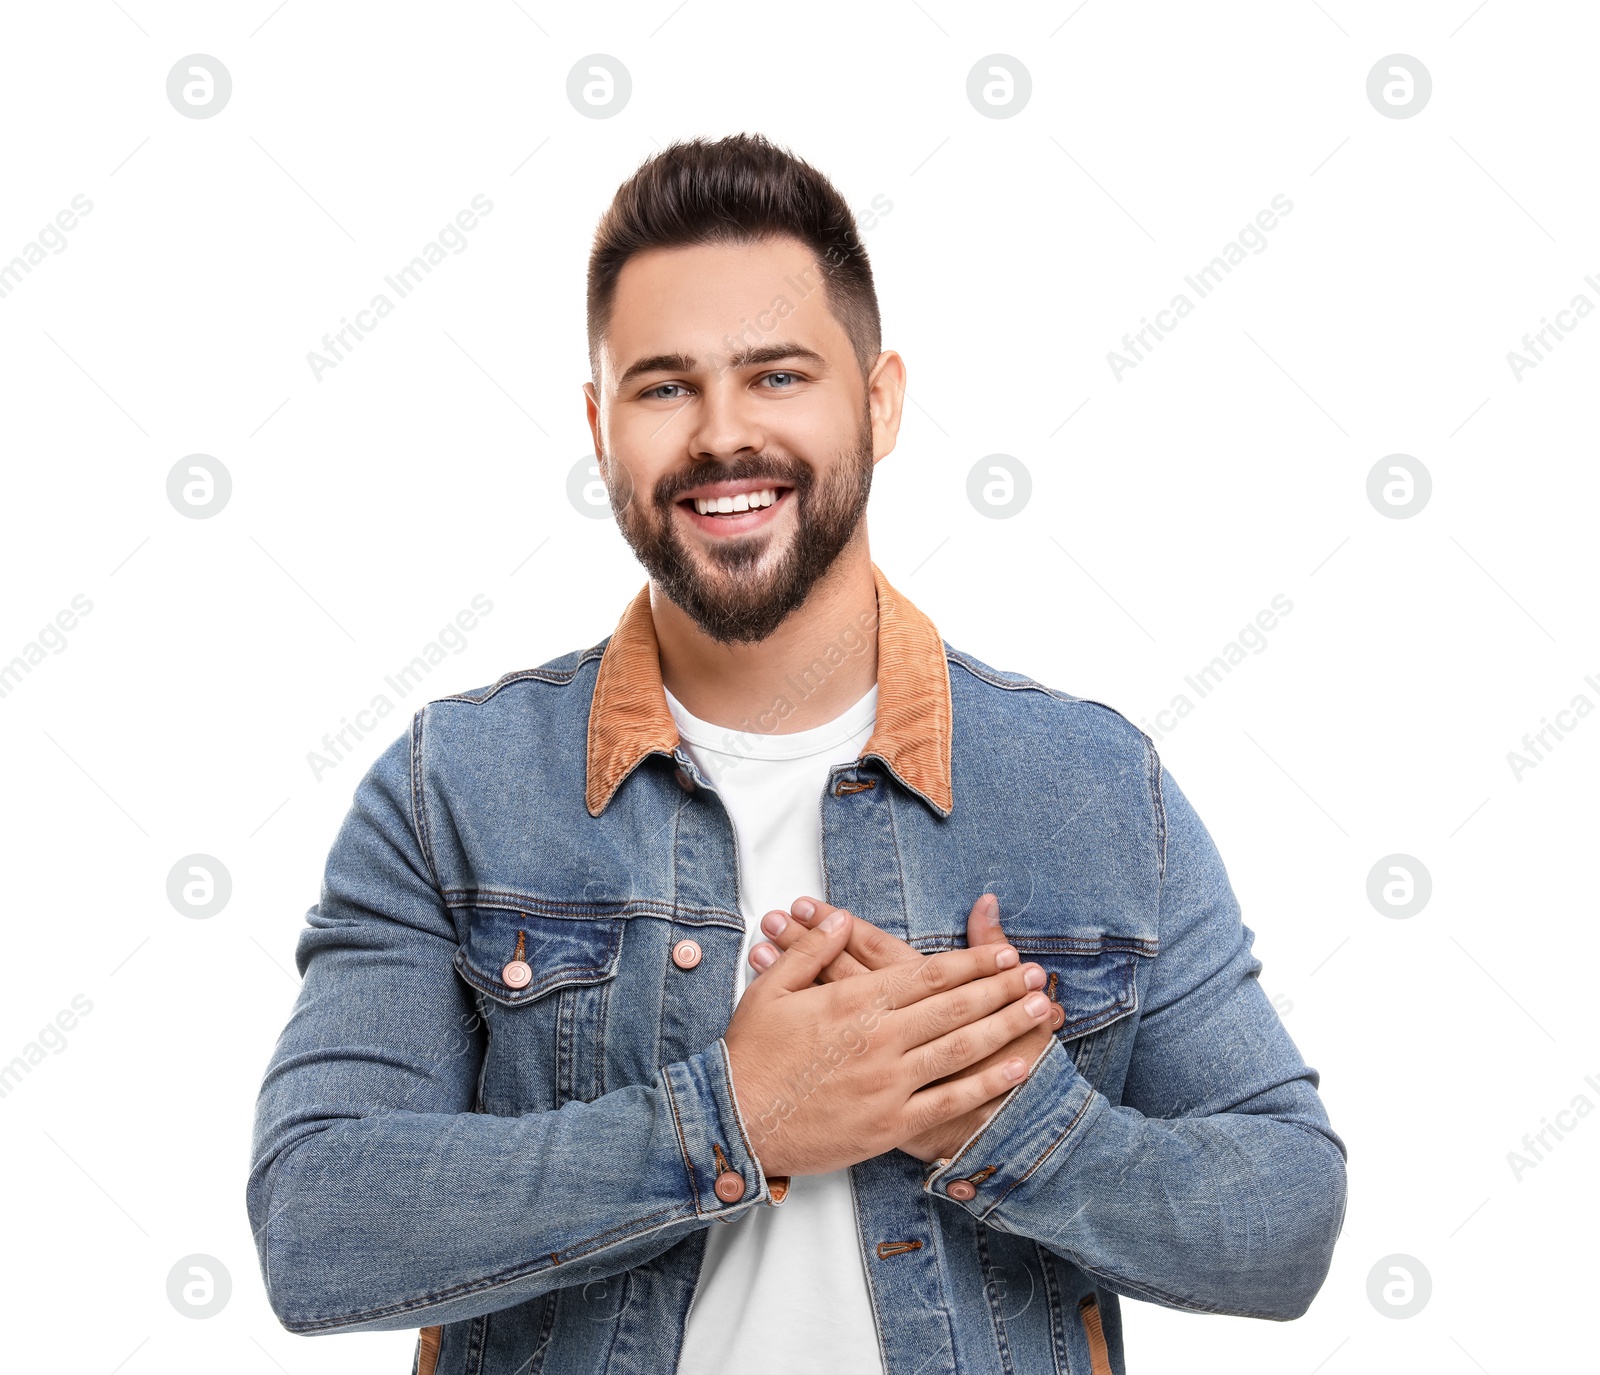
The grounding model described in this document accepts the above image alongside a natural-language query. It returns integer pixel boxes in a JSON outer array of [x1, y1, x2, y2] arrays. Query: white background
[[1, 1, 1595, 1371]]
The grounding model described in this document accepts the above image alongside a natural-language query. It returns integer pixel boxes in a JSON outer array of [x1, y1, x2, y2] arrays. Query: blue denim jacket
[[247, 566, 1347, 1375]]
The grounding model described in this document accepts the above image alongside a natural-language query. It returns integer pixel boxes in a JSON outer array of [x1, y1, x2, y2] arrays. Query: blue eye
[[645, 382, 689, 399], [763, 372, 799, 388]]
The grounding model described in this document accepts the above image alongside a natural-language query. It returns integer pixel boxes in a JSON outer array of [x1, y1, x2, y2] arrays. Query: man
[[248, 133, 1347, 1375]]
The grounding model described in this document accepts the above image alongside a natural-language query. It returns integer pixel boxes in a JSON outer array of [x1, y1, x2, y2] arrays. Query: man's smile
[[674, 479, 795, 537]]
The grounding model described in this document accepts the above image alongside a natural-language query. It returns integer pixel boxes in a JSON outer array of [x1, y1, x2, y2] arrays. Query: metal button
[[501, 959, 532, 989], [672, 938, 702, 969], [1047, 1001, 1066, 1031], [674, 767, 696, 792], [714, 1170, 746, 1203], [946, 1178, 977, 1201]]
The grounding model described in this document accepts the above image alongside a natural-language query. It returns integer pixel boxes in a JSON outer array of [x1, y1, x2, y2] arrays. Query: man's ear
[[865, 349, 906, 464], [583, 380, 604, 463]]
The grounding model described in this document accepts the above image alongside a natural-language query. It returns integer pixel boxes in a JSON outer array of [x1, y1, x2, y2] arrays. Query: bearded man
[[248, 132, 1347, 1375]]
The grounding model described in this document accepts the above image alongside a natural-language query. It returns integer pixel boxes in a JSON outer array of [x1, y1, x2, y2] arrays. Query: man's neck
[[651, 540, 879, 735]]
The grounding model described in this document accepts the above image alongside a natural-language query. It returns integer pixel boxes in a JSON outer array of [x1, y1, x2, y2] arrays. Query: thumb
[[966, 892, 1006, 948], [761, 906, 855, 993]]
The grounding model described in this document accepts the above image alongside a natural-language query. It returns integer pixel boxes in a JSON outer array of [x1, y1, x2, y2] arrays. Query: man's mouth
[[674, 480, 794, 533], [687, 486, 781, 516]]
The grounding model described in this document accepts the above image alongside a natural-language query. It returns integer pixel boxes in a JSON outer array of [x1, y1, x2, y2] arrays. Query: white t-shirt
[[667, 681, 885, 1375]]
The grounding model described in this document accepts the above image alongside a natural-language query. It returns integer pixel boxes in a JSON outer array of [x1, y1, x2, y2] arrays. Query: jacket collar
[[585, 563, 952, 818]]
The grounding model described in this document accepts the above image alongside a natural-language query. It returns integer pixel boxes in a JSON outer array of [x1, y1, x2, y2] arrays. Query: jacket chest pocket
[[1017, 932, 1158, 1085], [452, 905, 626, 1114]]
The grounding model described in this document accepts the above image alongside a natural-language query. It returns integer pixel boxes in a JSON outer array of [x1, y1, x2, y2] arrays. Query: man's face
[[584, 235, 894, 643]]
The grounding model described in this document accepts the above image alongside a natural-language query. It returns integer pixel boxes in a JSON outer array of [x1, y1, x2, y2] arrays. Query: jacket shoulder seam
[[429, 643, 607, 706], [1148, 736, 1168, 888], [946, 645, 1166, 887], [408, 708, 445, 894], [945, 649, 1121, 716]]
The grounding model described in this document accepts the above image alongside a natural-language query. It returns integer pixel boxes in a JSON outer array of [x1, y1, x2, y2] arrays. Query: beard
[[607, 414, 875, 644]]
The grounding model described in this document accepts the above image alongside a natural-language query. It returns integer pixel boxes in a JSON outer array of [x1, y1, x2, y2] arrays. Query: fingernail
[[1003, 1058, 1027, 1081], [792, 898, 816, 921], [822, 910, 846, 932], [1024, 993, 1050, 1017], [761, 910, 788, 937], [985, 894, 999, 917], [994, 946, 1019, 969], [751, 943, 777, 969], [1023, 964, 1046, 990]]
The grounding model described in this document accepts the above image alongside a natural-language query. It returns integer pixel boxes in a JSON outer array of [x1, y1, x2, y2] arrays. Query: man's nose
[[685, 372, 767, 463]]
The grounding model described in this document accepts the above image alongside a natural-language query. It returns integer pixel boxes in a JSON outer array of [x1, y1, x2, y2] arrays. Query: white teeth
[[693, 488, 779, 516]]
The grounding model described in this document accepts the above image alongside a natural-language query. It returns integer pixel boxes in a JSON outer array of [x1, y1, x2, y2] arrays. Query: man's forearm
[[247, 1039, 769, 1334], [923, 1036, 1347, 1320]]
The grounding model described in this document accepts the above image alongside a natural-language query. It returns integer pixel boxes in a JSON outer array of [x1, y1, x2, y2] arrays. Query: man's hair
[[586, 132, 881, 383]]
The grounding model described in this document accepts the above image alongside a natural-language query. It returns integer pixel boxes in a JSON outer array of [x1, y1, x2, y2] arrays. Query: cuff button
[[714, 1170, 746, 1203], [946, 1178, 978, 1201]]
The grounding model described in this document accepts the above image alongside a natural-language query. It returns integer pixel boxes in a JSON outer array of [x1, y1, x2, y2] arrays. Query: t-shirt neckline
[[664, 682, 879, 762]]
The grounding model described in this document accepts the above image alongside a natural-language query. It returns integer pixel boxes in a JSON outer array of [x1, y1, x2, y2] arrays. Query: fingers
[[748, 904, 854, 993], [751, 898, 921, 982], [902, 1048, 1033, 1136], [904, 990, 1054, 1086], [750, 906, 872, 981], [966, 892, 1006, 948], [891, 960, 1047, 1052], [842, 916, 922, 972], [874, 941, 1024, 1010]]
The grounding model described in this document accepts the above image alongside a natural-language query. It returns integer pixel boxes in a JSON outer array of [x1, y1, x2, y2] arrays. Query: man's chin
[[671, 517, 789, 578], [654, 547, 807, 644]]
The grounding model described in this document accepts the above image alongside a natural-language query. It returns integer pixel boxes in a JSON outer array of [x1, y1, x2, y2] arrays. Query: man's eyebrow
[[616, 342, 829, 389], [616, 352, 696, 389]]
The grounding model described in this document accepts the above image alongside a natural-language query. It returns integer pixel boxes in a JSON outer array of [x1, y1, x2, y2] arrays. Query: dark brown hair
[[586, 133, 881, 382]]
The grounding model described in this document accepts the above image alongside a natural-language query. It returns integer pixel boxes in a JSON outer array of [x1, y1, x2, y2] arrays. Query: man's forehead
[[601, 236, 844, 381]]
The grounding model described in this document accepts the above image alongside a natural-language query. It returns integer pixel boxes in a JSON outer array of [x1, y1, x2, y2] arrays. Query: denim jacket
[[247, 565, 1347, 1375]]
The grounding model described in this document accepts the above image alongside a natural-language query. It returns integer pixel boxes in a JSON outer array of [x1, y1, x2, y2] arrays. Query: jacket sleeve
[[922, 755, 1348, 1320], [245, 716, 770, 1335]]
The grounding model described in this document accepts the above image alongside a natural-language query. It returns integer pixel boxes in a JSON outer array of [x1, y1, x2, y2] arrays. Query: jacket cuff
[[662, 1038, 779, 1216], [922, 1037, 1102, 1217]]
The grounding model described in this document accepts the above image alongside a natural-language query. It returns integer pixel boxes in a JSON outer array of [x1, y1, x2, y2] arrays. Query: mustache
[[653, 455, 814, 507]]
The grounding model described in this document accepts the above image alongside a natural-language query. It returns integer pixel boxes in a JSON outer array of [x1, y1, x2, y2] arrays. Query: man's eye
[[761, 372, 800, 388], [643, 382, 690, 400]]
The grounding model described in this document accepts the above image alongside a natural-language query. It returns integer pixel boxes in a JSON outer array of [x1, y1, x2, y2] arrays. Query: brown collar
[[585, 564, 953, 817]]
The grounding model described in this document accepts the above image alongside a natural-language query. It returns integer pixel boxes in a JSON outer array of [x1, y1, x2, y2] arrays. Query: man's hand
[[722, 908, 1055, 1177], [748, 894, 1057, 1163]]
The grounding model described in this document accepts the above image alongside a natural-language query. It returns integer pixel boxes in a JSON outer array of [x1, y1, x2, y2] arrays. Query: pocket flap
[[453, 906, 626, 1005], [1015, 933, 1157, 1040]]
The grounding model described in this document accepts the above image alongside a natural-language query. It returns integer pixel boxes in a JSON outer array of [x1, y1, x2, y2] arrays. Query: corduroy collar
[[584, 563, 952, 818]]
